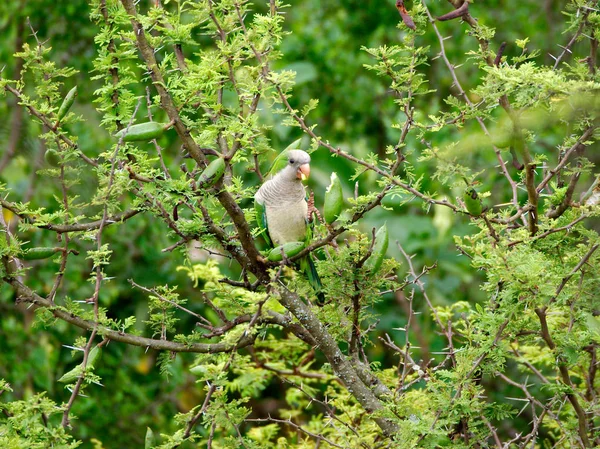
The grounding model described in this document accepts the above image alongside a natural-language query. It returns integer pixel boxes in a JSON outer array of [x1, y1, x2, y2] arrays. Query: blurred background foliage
[[0, 0, 586, 446]]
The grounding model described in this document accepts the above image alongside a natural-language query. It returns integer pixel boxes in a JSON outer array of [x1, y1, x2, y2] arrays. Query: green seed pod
[[57, 365, 82, 384], [268, 241, 306, 262], [21, 247, 60, 260], [463, 187, 483, 216], [198, 157, 226, 188], [190, 365, 207, 376], [58, 345, 102, 383], [56, 86, 78, 124], [490, 129, 512, 149], [364, 223, 389, 273], [87, 345, 102, 367], [44, 149, 61, 167], [324, 172, 343, 224], [145, 427, 155, 449], [115, 122, 167, 142]]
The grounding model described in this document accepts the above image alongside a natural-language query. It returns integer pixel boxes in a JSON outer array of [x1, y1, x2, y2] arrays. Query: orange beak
[[297, 163, 310, 181]]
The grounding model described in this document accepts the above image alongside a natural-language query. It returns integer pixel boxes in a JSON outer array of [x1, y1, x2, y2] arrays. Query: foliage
[[1, 0, 600, 448]]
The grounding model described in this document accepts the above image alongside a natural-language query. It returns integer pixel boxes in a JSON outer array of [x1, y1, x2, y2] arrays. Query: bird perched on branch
[[254, 149, 325, 304]]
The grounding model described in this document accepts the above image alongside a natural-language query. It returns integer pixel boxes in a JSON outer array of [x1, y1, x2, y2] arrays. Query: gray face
[[283, 150, 311, 181], [287, 150, 311, 167]]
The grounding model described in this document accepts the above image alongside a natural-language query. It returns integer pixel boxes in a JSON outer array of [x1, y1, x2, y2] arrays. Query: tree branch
[[119, 0, 266, 275], [277, 287, 398, 437], [0, 198, 141, 233], [4, 276, 255, 354], [534, 307, 590, 447], [3, 85, 97, 167]]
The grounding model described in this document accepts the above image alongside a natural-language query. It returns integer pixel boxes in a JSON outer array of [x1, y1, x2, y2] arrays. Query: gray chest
[[265, 199, 308, 245]]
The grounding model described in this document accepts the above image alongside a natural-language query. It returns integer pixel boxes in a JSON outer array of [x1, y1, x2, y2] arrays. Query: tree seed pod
[[58, 345, 102, 383], [197, 157, 226, 188], [44, 149, 61, 167], [324, 172, 343, 224], [490, 126, 513, 149], [86, 345, 102, 367], [268, 241, 305, 262], [463, 187, 483, 216], [21, 247, 60, 260], [57, 365, 81, 384], [115, 122, 167, 142], [364, 223, 389, 273], [56, 86, 78, 124], [145, 427, 155, 449]]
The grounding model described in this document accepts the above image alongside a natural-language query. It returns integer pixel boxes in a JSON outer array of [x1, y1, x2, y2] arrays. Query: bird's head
[[283, 149, 311, 182]]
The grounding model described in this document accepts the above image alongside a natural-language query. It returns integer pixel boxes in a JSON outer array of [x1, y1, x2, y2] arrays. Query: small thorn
[[557, 45, 572, 53]]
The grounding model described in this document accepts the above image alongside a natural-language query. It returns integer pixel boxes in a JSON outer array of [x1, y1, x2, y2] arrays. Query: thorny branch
[[3, 85, 97, 167], [61, 102, 144, 428]]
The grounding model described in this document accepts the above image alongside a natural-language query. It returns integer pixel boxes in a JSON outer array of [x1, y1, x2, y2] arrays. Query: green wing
[[299, 255, 325, 305], [301, 192, 324, 304], [304, 205, 313, 245], [254, 198, 273, 248], [265, 138, 302, 179]]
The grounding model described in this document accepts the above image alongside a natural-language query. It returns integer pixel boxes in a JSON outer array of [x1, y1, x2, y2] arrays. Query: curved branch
[[119, 0, 265, 275], [423, 0, 520, 211], [3, 84, 97, 167], [6, 275, 255, 353], [535, 307, 591, 447], [0, 198, 141, 233], [277, 287, 398, 437], [536, 127, 597, 194], [552, 7, 591, 70]]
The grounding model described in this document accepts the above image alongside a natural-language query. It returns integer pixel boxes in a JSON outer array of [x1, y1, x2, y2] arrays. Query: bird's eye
[[289, 159, 295, 164]]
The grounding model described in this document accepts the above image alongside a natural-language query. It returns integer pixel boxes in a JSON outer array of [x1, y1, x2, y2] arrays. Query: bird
[[254, 149, 325, 304]]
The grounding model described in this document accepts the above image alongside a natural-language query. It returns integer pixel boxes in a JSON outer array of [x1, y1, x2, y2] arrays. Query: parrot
[[254, 149, 325, 304]]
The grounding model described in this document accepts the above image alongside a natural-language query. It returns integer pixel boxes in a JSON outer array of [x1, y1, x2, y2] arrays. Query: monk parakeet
[[255, 149, 325, 304]]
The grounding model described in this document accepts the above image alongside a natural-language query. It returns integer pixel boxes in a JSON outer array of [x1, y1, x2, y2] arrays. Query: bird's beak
[[297, 163, 310, 181]]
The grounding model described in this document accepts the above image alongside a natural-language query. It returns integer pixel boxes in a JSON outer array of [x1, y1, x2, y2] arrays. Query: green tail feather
[[299, 255, 325, 306]]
